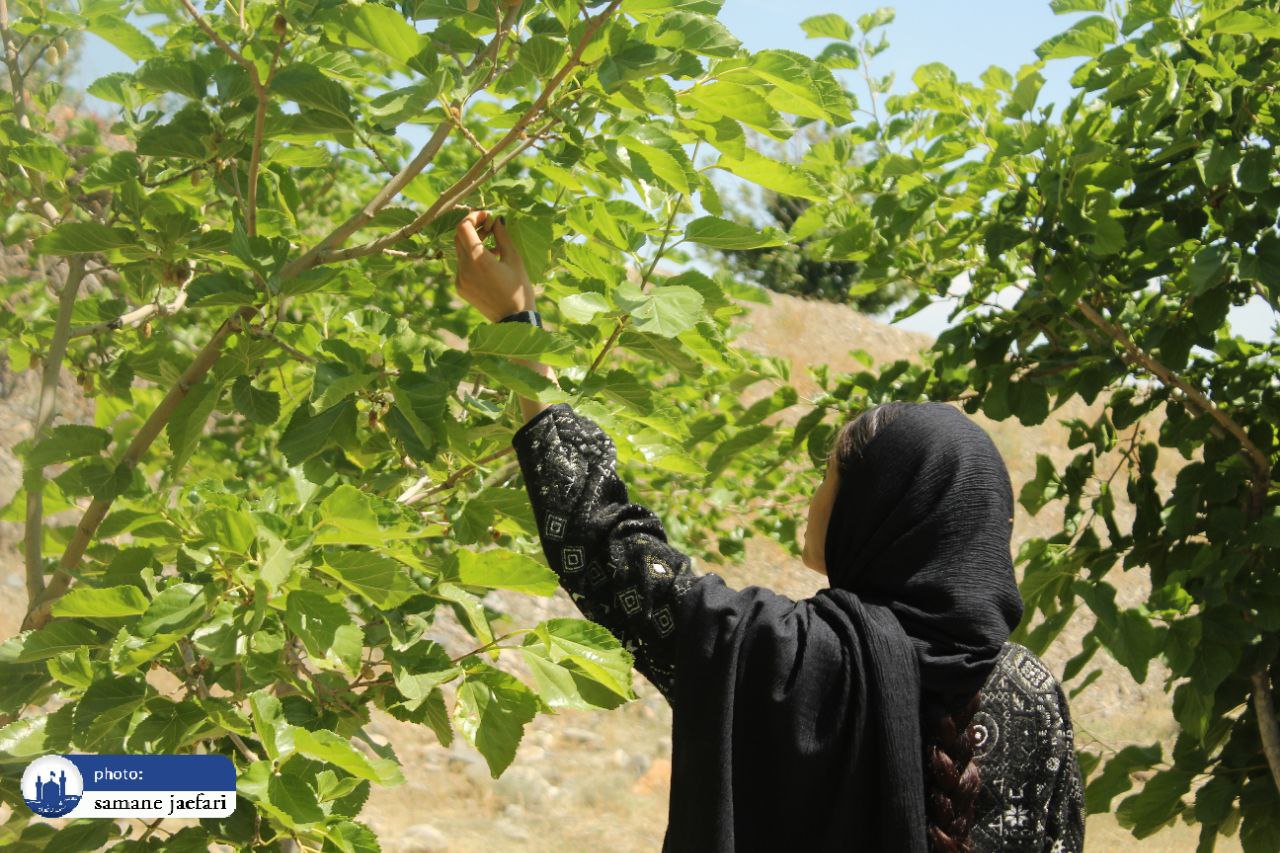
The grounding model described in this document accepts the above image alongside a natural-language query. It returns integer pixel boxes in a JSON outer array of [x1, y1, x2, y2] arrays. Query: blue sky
[[72, 1, 1275, 342]]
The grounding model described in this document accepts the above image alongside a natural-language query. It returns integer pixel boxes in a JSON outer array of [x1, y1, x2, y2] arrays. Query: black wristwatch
[[497, 309, 543, 328]]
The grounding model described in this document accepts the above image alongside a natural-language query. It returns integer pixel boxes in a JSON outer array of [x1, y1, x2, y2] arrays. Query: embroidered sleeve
[[1042, 682, 1086, 853], [509, 402, 699, 702]]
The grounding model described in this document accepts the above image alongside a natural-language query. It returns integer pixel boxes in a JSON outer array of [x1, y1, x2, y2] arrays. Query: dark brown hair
[[828, 402, 984, 853]]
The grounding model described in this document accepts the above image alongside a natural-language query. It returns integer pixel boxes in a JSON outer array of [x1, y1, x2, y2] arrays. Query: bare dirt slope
[[0, 290, 1231, 851]]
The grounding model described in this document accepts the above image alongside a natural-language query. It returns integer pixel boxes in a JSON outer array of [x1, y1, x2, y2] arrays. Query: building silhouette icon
[[23, 757, 82, 817]]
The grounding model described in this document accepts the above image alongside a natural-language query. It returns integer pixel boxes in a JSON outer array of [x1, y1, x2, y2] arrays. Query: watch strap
[[498, 309, 542, 328]]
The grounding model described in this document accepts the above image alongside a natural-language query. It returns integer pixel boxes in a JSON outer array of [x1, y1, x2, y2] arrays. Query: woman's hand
[[453, 210, 536, 322]]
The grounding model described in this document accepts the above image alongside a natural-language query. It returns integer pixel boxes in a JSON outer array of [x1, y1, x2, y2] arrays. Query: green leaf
[[453, 664, 539, 778], [468, 322, 576, 363], [136, 108, 215, 160], [613, 282, 705, 338], [137, 583, 212, 638], [34, 222, 133, 255], [1172, 681, 1213, 743], [4, 622, 101, 662], [1185, 245, 1228, 296], [517, 35, 564, 79], [712, 146, 824, 200], [652, 12, 740, 56], [1084, 742, 1162, 814], [1035, 15, 1117, 60], [186, 273, 257, 307], [801, 13, 854, 40], [249, 689, 295, 762], [558, 291, 612, 324], [455, 548, 559, 596], [434, 582, 494, 648], [278, 398, 357, 466], [319, 550, 419, 609], [704, 424, 773, 482], [231, 375, 281, 425], [111, 629, 179, 673], [620, 131, 698, 195], [284, 589, 356, 663], [505, 209, 555, 283], [623, 0, 725, 16], [24, 424, 111, 470], [1050, 0, 1105, 12], [0, 715, 57, 760], [857, 7, 895, 32], [390, 641, 459, 712], [88, 15, 158, 61], [315, 485, 423, 547], [292, 728, 404, 785], [531, 618, 635, 700], [734, 50, 852, 123], [684, 215, 786, 249], [195, 506, 257, 554], [11, 143, 70, 177], [319, 4, 426, 68], [271, 64, 352, 120], [1115, 769, 1193, 836], [1212, 10, 1280, 39], [135, 56, 207, 99], [167, 378, 222, 474], [74, 676, 146, 743], [128, 698, 212, 752], [682, 81, 793, 140], [51, 585, 149, 619]]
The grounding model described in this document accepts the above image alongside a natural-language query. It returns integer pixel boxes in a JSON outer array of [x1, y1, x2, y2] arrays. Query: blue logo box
[[23, 754, 235, 819]]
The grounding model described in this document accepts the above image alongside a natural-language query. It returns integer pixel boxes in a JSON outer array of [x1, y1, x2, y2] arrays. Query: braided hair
[[828, 402, 984, 853]]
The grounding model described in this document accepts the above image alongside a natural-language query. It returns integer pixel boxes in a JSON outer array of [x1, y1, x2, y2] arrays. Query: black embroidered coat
[[510, 402, 1085, 852]]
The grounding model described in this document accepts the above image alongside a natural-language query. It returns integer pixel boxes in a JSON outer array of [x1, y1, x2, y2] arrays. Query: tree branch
[[1073, 296, 1271, 515], [1253, 668, 1280, 796], [177, 0, 258, 80], [1, 0, 59, 222], [247, 30, 287, 238], [0, 0, 27, 126], [23, 257, 85, 605], [22, 306, 259, 630], [312, 0, 621, 268]]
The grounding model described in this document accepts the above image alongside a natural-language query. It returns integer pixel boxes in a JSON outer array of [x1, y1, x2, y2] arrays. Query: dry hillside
[[0, 289, 1232, 851]]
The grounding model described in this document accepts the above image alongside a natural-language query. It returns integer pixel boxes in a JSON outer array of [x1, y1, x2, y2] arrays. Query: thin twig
[[68, 282, 189, 339], [579, 190, 685, 389], [247, 326, 314, 363], [179, 639, 260, 764]]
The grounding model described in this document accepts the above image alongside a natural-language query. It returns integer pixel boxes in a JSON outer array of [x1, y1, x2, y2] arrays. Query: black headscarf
[[664, 402, 1024, 852]]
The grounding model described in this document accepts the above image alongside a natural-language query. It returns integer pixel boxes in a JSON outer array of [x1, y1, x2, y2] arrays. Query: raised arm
[[509, 402, 700, 701], [451, 210, 703, 699]]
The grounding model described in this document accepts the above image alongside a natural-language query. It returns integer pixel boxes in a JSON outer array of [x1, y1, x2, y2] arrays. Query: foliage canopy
[[1, 0, 1279, 851]]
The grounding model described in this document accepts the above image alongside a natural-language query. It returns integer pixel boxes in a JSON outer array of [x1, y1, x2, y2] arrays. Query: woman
[[453, 211, 1086, 852]]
